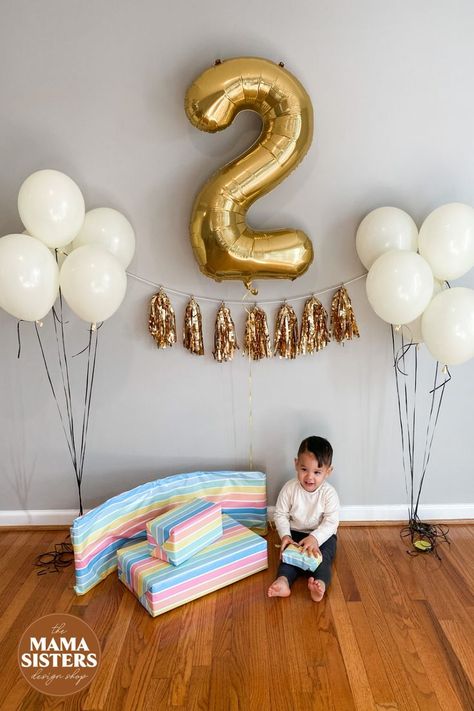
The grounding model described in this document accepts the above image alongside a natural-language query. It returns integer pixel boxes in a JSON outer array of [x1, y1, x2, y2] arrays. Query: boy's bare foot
[[308, 577, 326, 602], [267, 576, 291, 598]]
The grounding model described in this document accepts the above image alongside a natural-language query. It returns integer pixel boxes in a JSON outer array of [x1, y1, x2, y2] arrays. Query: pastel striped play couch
[[71, 470, 267, 595]]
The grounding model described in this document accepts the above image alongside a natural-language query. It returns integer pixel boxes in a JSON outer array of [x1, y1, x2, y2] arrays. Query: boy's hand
[[279, 535, 294, 557], [298, 535, 321, 558]]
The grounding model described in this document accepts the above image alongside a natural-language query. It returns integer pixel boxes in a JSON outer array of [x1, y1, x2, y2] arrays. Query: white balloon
[[366, 251, 434, 325], [0, 234, 59, 321], [402, 278, 444, 343], [356, 207, 418, 270], [422, 288, 474, 365], [418, 202, 474, 280], [72, 208, 135, 268], [18, 169, 85, 249], [59, 245, 127, 323]]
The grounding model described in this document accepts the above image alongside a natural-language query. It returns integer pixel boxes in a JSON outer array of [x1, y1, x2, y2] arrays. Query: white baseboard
[[0, 504, 473, 527], [267, 504, 474, 522], [0, 509, 89, 526]]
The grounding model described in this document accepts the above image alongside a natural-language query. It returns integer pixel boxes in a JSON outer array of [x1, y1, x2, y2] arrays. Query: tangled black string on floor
[[34, 539, 74, 575], [400, 517, 450, 560]]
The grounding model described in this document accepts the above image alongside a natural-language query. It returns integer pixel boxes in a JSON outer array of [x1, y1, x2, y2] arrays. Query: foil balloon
[[185, 57, 314, 291]]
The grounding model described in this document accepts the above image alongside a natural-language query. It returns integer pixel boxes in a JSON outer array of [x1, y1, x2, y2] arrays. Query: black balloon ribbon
[[391, 326, 451, 559]]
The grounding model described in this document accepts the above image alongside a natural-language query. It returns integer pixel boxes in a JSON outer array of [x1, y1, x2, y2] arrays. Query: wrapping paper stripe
[[117, 515, 268, 617], [281, 543, 322, 572], [147, 499, 223, 566], [72, 471, 267, 595]]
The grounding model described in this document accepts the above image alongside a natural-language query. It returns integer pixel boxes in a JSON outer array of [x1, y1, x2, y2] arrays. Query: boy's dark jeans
[[277, 530, 337, 588]]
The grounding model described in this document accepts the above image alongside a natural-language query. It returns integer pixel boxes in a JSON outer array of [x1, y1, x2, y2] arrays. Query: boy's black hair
[[297, 436, 333, 467]]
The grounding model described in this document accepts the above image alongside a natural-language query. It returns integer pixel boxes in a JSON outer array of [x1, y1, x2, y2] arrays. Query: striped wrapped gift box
[[281, 543, 322, 572], [72, 470, 267, 595], [147, 498, 223, 566], [118, 515, 268, 617]]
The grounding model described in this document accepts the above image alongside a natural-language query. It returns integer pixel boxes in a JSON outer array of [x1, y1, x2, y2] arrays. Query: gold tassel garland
[[299, 296, 330, 354], [213, 303, 239, 362], [331, 286, 360, 342], [183, 297, 205, 355], [244, 306, 271, 360], [148, 289, 177, 348], [274, 303, 299, 359]]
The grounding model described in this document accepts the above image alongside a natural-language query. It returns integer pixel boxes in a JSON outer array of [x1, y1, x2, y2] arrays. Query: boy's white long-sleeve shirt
[[273, 479, 340, 546]]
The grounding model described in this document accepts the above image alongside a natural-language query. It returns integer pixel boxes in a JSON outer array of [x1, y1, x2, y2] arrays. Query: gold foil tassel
[[299, 296, 330, 354], [213, 302, 239, 362], [148, 289, 177, 348], [330, 286, 360, 342], [244, 305, 271, 360], [274, 303, 299, 359], [183, 297, 205, 355]]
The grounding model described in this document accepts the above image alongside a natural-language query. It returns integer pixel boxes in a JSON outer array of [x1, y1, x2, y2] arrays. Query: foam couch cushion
[[72, 470, 266, 595]]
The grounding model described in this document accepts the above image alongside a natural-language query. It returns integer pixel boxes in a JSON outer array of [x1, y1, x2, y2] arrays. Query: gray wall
[[0, 0, 473, 513]]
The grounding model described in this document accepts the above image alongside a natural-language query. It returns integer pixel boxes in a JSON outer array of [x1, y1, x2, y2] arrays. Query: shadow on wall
[[260, 406, 331, 506], [80, 453, 264, 509]]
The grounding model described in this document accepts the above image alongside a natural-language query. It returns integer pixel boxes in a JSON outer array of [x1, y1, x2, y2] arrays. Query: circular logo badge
[[18, 613, 101, 696]]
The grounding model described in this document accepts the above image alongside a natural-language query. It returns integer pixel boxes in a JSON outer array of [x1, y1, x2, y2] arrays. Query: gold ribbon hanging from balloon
[[185, 57, 314, 293]]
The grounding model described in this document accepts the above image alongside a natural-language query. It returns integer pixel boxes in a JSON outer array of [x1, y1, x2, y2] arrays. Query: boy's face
[[295, 451, 333, 493]]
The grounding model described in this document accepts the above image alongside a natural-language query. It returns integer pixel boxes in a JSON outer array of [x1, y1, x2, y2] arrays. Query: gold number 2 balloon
[[185, 57, 314, 292]]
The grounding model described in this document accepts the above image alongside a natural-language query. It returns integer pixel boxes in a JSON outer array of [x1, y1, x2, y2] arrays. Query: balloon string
[[400, 330, 414, 514], [33, 310, 101, 518], [391, 326, 451, 557], [248, 353, 253, 470], [35, 321, 77, 469], [391, 326, 410, 517], [394, 339, 415, 376], [429, 367, 451, 394], [17, 320, 23, 359], [34, 537, 74, 575], [414, 365, 449, 518], [242, 289, 254, 470], [52, 295, 77, 477], [72, 322, 103, 357], [78, 325, 99, 488]]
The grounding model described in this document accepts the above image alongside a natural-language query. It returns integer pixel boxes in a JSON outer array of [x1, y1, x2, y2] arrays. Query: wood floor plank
[[409, 600, 471, 711], [344, 529, 423, 711], [231, 571, 271, 710], [168, 598, 207, 707], [347, 601, 400, 710], [0, 531, 57, 625], [329, 571, 377, 711], [81, 589, 136, 710], [183, 666, 211, 711], [103, 600, 163, 711], [439, 619, 474, 687], [335, 540, 361, 602], [190, 593, 216, 667], [364, 530, 445, 711]]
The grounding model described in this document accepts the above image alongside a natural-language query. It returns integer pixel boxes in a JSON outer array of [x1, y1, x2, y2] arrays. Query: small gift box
[[281, 543, 322, 572], [146, 498, 223, 566]]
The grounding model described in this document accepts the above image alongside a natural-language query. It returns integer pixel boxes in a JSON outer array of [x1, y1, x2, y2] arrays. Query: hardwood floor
[[0, 525, 473, 710]]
